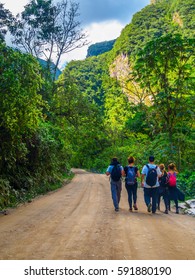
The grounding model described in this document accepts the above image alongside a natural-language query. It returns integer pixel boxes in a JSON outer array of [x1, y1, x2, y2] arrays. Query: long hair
[[168, 163, 177, 172], [159, 163, 166, 175]]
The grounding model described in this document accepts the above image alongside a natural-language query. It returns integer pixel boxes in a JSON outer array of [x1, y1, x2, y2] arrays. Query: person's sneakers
[[133, 204, 138, 211], [115, 208, 119, 212], [147, 203, 152, 212], [164, 209, 168, 214], [176, 209, 179, 214], [129, 208, 133, 212]]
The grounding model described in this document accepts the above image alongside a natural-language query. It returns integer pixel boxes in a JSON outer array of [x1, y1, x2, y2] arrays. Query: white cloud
[[60, 20, 124, 66], [3, 0, 28, 15], [85, 20, 124, 43]]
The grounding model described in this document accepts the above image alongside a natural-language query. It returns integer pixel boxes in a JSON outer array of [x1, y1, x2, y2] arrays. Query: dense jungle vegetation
[[0, 0, 195, 209]]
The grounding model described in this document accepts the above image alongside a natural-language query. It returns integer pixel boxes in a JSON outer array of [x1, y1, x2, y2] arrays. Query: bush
[[177, 171, 195, 198]]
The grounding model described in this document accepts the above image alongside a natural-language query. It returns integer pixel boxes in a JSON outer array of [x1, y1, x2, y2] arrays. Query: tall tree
[[0, 43, 44, 179], [10, 0, 87, 80], [133, 34, 195, 155]]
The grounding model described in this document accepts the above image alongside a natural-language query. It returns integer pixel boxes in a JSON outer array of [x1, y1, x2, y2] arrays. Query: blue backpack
[[126, 166, 136, 185]]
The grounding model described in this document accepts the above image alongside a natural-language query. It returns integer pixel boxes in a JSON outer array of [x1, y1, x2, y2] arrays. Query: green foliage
[[0, 43, 72, 209], [0, 43, 45, 178], [0, 43, 44, 136], [63, 55, 108, 107], [112, 0, 194, 58], [53, 70, 108, 169], [169, 0, 195, 33], [177, 172, 195, 198], [132, 34, 195, 163]]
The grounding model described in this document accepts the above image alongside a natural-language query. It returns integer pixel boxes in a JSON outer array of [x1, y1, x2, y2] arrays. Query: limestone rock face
[[173, 12, 183, 27]]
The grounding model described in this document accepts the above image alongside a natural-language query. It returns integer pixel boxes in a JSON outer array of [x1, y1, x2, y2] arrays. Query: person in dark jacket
[[158, 164, 170, 214], [123, 156, 140, 212], [106, 157, 124, 212]]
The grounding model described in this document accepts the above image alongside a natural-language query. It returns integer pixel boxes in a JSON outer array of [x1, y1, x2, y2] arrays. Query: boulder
[[178, 200, 195, 216], [185, 200, 195, 208], [178, 203, 188, 209], [186, 208, 195, 216]]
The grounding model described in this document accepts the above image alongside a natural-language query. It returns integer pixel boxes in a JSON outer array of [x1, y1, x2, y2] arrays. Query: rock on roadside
[[179, 199, 195, 216]]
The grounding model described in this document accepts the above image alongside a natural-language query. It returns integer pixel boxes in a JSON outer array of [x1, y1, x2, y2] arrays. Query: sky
[[3, 0, 150, 66]]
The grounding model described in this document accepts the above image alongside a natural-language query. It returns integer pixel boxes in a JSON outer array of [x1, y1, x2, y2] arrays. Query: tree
[[0, 3, 13, 41], [0, 43, 44, 174], [53, 70, 107, 169], [133, 34, 195, 158], [10, 0, 87, 80]]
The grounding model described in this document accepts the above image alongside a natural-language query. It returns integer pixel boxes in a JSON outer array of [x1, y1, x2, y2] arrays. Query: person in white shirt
[[141, 156, 162, 214]]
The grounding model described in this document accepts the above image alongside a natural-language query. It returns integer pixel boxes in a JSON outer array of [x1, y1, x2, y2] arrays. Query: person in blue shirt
[[141, 156, 162, 214], [106, 157, 124, 212]]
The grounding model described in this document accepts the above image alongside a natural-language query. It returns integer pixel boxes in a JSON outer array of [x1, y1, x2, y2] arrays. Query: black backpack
[[159, 171, 168, 188], [146, 164, 157, 187], [111, 164, 121, 181]]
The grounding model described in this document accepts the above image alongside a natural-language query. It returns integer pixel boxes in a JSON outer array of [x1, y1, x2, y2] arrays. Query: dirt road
[[0, 169, 195, 260]]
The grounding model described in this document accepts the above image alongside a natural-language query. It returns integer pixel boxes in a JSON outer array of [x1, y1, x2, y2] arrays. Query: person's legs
[[111, 181, 119, 210], [144, 188, 152, 212], [125, 185, 133, 210], [173, 188, 179, 213], [175, 199, 179, 214], [163, 189, 169, 214], [151, 187, 158, 213], [157, 193, 161, 210], [169, 188, 178, 213], [132, 183, 138, 210], [116, 180, 122, 205]]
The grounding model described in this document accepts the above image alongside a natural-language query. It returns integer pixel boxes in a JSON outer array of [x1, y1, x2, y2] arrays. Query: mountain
[[86, 39, 116, 57]]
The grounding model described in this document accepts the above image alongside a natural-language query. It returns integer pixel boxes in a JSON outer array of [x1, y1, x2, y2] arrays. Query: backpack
[[111, 164, 121, 181], [159, 171, 168, 188], [167, 172, 176, 187], [146, 164, 158, 187], [126, 166, 136, 185]]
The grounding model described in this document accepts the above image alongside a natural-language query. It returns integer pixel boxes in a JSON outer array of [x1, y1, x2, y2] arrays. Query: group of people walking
[[106, 156, 180, 214]]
